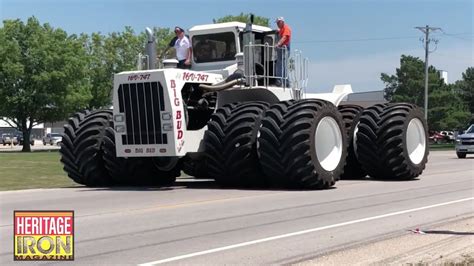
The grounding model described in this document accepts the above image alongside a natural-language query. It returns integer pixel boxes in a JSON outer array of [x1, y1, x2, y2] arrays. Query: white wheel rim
[[353, 121, 360, 158], [406, 118, 426, 165], [315, 116, 343, 171]]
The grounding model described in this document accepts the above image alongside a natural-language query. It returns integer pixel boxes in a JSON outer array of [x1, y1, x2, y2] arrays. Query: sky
[[1, 0, 472, 93]]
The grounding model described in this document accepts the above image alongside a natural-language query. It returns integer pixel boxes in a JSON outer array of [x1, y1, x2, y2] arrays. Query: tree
[[0, 17, 91, 151], [428, 85, 471, 130], [83, 27, 174, 109], [213, 13, 270, 27], [453, 67, 474, 115], [381, 55, 444, 107], [381, 55, 470, 130]]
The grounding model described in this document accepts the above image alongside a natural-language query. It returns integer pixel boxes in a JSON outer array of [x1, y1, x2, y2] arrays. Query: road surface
[[0, 150, 472, 265]]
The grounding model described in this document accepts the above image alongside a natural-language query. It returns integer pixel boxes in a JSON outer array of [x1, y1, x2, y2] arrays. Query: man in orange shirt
[[275, 17, 291, 87]]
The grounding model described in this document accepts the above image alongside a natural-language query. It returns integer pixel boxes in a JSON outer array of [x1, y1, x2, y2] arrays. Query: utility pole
[[415, 25, 441, 120]]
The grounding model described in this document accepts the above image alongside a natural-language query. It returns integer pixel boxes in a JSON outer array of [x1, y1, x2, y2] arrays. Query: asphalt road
[[0, 150, 472, 265]]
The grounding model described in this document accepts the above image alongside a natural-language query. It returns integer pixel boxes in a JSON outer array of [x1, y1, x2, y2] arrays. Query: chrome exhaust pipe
[[145, 27, 157, 69]]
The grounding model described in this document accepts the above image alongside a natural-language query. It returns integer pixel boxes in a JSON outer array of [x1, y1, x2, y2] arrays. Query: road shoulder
[[300, 216, 474, 265]]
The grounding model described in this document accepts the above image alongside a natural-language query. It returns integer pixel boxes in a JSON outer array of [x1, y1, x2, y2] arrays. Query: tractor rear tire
[[204, 102, 269, 187], [338, 104, 366, 179], [102, 125, 178, 186], [59, 110, 113, 186], [258, 99, 347, 189], [356, 103, 428, 180]]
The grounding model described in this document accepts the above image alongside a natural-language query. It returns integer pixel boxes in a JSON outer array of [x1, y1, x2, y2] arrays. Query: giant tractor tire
[[356, 103, 428, 180], [102, 124, 179, 186], [338, 104, 366, 179], [204, 102, 269, 187], [59, 110, 114, 186], [258, 99, 347, 189]]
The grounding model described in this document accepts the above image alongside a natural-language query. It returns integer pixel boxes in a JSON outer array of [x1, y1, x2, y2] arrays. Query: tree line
[[381, 55, 473, 131]]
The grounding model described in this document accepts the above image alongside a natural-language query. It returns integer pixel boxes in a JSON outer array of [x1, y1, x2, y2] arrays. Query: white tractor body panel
[[113, 69, 222, 157], [304, 84, 354, 107]]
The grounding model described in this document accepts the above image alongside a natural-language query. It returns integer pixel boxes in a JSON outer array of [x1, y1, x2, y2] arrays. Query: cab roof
[[189, 22, 273, 33]]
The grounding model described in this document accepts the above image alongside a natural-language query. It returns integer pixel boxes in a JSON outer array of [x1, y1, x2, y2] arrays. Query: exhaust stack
[[145, 27, 157, 70]]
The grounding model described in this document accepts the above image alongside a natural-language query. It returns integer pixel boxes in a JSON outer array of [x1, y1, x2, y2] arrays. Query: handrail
[[243, 43, 308, 92]]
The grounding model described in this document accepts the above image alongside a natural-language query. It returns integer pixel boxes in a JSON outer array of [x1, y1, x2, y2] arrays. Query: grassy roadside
[[0, 151, 78, 191], [429, 143, 455, 150]]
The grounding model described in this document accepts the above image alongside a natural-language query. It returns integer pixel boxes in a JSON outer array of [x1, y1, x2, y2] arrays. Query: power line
[[439, 30, 473, 41], [293, 36, 419, 44]]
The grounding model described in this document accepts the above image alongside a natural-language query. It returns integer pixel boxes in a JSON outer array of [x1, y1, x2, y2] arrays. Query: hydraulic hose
[[199, 78, 245, 92]]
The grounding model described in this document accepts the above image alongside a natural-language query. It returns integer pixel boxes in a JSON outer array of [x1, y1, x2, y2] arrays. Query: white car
[[440, 131, 455, 141], [43, 133, 63, 146], [455, 125, 474, 158]]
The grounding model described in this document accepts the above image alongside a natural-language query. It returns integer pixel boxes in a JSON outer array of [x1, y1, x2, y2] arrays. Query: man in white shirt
[[173, 27, 192, 69]]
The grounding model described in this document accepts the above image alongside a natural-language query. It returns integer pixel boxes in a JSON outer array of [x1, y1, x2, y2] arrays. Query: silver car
[[455, 124, 474, 158], [43, 133, 63, 146], [1, 133, 18, 146]]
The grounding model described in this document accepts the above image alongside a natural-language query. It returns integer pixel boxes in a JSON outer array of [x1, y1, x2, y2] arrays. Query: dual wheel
[[204, 100, 347, 189], [204, 101, 429, 189], [59, 110, 179, 187]]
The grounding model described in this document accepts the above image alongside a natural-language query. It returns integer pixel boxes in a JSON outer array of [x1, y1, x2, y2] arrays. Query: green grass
[[0, 151, 78, 191], [429, 143, 455, 150]]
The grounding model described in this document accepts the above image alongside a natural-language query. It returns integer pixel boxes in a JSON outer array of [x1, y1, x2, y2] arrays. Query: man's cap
[[276, 17, 285, 22], [174, 26, 184, 33]]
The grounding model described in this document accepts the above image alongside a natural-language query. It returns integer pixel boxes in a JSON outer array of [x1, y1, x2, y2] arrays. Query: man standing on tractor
[[173, 26, 192, 69], [275, 17, 292, 87]]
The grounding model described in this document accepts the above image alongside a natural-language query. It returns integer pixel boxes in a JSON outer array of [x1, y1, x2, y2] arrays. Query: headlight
[[162, 113, 172, 120], [115, 125, 126, 133], [456, 139, 461, 143], [163, 123, 173, 131], [114, 114, 125, 122]]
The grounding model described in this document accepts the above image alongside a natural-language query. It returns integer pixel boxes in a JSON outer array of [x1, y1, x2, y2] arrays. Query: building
[[0, 118, 64, 139]]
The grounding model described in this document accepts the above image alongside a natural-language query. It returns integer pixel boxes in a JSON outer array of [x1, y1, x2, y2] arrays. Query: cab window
[[192, 32, 236, 63]]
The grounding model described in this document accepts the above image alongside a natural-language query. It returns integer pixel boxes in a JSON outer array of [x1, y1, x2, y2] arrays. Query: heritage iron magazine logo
[[13, 211, 74, 261]]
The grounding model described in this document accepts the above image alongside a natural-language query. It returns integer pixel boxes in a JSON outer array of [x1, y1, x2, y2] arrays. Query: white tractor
[[60, 17, 429, 189]]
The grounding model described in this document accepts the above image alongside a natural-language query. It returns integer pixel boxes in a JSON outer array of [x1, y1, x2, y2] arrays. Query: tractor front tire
[[204, 102, 269, 187], [59, 110, 113, 186]]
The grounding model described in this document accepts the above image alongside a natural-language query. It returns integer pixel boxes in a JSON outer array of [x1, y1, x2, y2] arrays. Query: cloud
[[305, 43, 473, 93]]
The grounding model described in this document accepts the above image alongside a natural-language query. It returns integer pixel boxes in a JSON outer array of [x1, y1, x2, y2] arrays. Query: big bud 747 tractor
[[60, 18, 428, 189]]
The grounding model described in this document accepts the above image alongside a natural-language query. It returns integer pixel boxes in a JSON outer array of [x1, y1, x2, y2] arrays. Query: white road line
[[138, 197, 474, 265]]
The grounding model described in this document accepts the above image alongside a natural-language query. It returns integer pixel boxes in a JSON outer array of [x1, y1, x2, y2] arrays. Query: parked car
[[455, 124, 474, 158], [429, 131, 449, 144], [15, 133, 35, 146], [1, 133, 18, 146], [440, 131, 455, 142], [43, 133, 62, 146]]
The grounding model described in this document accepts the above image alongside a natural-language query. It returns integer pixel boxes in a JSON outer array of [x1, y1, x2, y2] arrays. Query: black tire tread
[[259, 99, 346, 189], [338, 104, 366, 179], [204, 102, 269, 186], [59, 110, 113, 186], [356, 103, 428, 180]]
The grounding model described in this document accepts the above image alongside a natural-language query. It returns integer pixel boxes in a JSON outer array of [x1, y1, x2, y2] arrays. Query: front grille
[[461, 141, 474, 145], [118, 82, 168, 145]]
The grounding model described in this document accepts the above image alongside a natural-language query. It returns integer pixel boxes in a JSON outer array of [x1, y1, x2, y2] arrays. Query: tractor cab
[[188, 22, 277, 73]]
